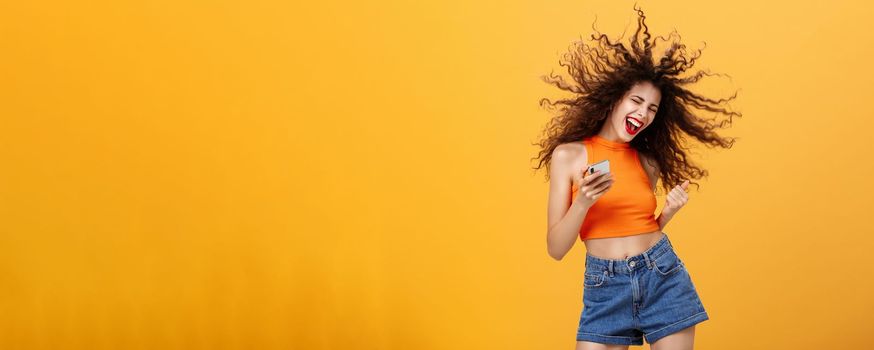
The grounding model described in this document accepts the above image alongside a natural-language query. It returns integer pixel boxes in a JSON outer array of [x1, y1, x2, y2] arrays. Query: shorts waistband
[[584, 232, 673, 275]]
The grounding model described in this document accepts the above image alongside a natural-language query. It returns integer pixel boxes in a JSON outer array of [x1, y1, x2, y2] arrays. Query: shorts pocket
[[583, 271, 606, 288], [653, 253, 684, 276]]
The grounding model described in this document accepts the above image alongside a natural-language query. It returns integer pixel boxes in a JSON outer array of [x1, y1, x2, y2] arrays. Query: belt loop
[[643, 251, 653, 269], [608, 260, 614, 277]]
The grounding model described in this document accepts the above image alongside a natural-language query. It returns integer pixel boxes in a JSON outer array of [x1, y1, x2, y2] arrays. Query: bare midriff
[[583, 230, 665, 260]]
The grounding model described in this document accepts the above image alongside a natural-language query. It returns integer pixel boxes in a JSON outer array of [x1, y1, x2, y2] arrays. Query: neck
[[597, 125, 626, 143]]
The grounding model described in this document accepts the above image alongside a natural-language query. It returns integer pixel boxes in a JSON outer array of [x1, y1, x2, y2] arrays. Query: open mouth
[[625, 116, 643, 135]]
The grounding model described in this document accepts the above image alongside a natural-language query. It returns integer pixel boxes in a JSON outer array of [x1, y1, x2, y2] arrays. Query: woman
[[533, 6, 740, 349]]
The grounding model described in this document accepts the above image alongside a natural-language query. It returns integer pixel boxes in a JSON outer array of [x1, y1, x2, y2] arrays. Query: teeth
[[627, 117, 641, 127]]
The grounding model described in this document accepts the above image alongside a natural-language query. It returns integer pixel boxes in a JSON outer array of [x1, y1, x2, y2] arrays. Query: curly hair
[[532, 5, 741, 195]]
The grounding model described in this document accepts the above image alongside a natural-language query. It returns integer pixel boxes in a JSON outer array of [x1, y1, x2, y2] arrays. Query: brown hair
[[532, 5, 741, 194]]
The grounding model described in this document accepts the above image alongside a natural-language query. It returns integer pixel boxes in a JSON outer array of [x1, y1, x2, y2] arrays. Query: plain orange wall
[[1, 0, 872, 349]]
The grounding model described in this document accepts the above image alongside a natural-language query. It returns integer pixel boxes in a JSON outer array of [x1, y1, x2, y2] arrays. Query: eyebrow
[[631, 95, 659, 108]]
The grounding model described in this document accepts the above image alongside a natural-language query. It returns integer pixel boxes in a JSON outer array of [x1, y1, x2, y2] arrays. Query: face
[[603, 80, 661, 142]]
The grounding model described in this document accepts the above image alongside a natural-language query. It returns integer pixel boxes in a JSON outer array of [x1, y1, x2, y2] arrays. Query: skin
[[545, 81, 696, 349], [575, 326, 695, 350], [582, 80, 690, 260]]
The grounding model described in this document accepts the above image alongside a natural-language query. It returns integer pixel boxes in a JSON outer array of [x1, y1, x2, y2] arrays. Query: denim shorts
[[576, 233, 709, 345]]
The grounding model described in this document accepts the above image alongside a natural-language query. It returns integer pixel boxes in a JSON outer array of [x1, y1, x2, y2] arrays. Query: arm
[[546, 146, 590, 261], [639, 153, 688, 231], [656, 211, 675, 231], [639, 153, 674, 230]]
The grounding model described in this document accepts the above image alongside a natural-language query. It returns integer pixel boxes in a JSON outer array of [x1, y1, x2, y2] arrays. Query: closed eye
[[633, 98, 658, 113]]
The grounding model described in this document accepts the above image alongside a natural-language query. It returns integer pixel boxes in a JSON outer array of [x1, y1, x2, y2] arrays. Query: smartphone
[[586, 159, 610, 176]]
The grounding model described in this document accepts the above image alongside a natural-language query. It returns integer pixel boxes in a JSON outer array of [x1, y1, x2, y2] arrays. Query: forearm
[[547, 201, 590, 261], [657, 211, 675, 231]]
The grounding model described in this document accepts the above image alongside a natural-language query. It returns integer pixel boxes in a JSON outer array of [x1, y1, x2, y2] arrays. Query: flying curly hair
[[532, 5, 741, 195]]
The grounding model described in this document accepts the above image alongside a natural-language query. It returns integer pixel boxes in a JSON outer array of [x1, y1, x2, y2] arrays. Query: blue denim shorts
[[576, 233, 709, 345]]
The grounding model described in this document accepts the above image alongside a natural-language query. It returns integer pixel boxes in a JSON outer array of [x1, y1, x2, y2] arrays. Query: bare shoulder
[[550, 142, 586, 177], [552, 142, 585, 162], [638, 152, 658, 171], [637, 152, 659, 190]]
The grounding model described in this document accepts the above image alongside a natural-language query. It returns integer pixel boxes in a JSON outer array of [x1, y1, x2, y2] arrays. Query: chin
[[617, 128, 636, 142]]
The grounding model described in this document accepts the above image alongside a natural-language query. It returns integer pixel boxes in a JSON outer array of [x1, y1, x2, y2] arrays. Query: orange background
[[1, 0, 872, 349]]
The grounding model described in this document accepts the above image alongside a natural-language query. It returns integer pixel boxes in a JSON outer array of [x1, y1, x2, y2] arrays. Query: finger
[[591, 177, 613, 192], [589, 183, 612, 199], [582, 171, 607, 184], [591, 173, 613, 187], [680, 179, 690, 191], [589, 174, 614, 188], [583, 169, 605, 179], [582, 179, 611, 197], [588, 179, 613, 195], [667, 191, 680, 203]]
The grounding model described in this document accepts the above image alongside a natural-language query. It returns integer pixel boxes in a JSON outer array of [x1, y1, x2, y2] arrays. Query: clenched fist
[[662, 179, 690, 217]]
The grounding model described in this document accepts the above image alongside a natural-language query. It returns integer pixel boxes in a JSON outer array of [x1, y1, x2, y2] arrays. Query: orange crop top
[[571, 135, 660, 240]]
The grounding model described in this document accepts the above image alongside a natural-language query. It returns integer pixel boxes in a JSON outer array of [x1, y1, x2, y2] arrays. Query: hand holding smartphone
[[586, 159, 610, 176], [575, 159, 614, 209]]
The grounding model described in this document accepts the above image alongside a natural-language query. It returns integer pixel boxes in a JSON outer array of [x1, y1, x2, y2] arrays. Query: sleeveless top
[[571, 135, 660, 240]]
